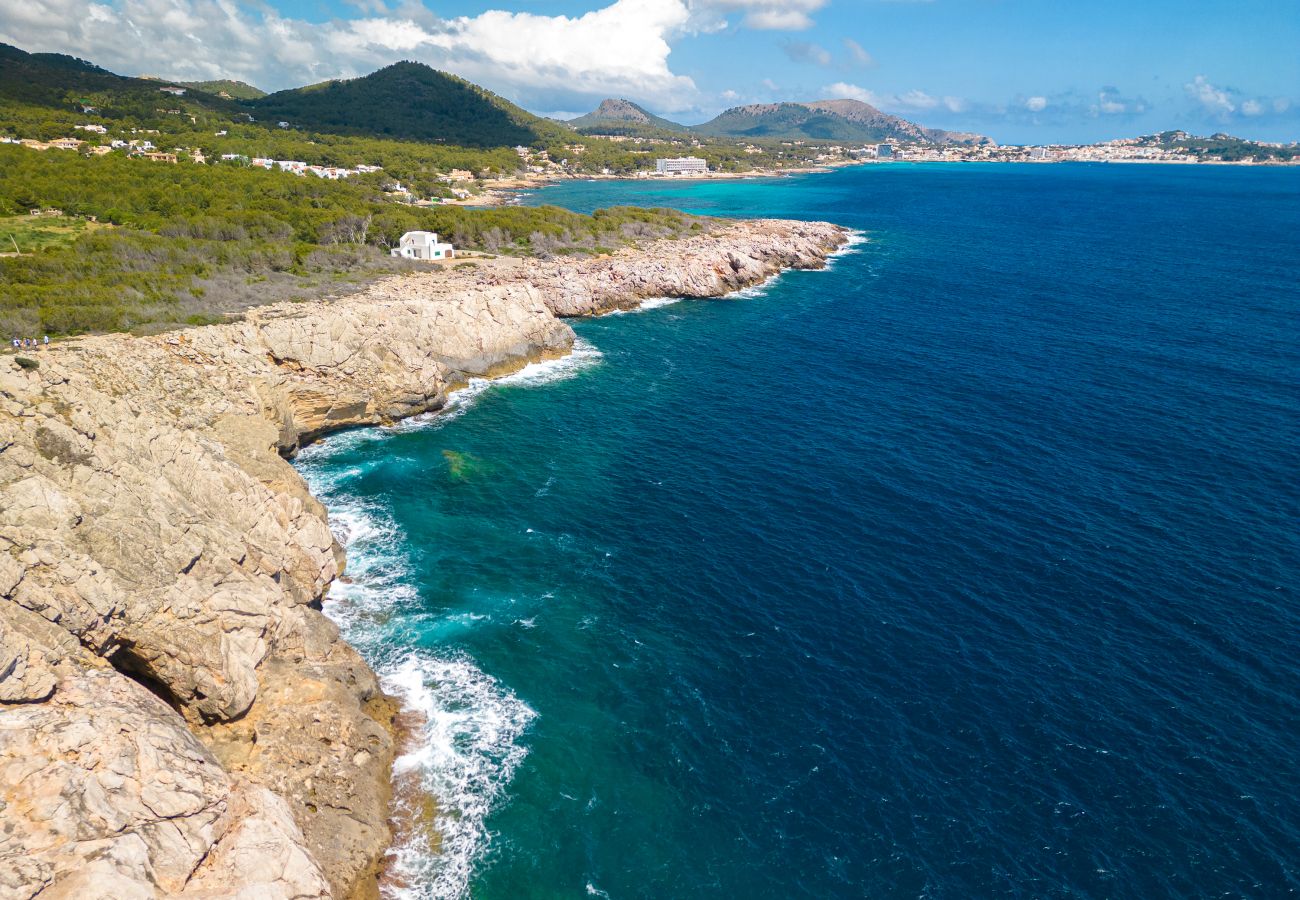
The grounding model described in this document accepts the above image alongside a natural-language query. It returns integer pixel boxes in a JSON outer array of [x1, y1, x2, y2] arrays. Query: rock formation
[[0, 218, 846, 899]]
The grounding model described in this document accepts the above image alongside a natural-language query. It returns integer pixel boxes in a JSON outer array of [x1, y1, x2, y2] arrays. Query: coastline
[[450, 154, 1299, 208], [444, 159, 866, 207], [0, 218, 849, 898]]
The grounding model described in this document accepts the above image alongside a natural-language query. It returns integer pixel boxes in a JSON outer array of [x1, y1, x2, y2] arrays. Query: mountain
[[248, 61, 567, 147], [568, 98, 688, 134], [0, 45, 565, 149], [693, 99, 988, 146], [178, 79, 265, 100], [0, 42, 142, 106]]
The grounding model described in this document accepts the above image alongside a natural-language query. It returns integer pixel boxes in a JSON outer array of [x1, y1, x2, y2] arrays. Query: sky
[[2, 0, 1298, 144]]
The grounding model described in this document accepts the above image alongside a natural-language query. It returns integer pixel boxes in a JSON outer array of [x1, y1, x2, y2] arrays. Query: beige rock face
[[0, 219, 846, 898]]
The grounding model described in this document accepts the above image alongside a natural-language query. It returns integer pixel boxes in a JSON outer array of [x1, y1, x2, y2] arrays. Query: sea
[[294, 163, 1300, 899]]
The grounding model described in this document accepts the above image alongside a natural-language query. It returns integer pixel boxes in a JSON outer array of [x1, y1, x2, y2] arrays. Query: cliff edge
[[0, 218, 847, 899]]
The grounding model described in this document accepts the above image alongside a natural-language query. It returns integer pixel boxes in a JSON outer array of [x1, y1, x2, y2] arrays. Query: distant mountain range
[[3, 40, 988, 152], [569, 97, 990, 146]]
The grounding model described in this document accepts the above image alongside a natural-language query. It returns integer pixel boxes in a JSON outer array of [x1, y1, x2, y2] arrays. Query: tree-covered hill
[[693, 99, 989, 145], [178, 79, 266, 100], [568, 98, 690, 136], [248, 62, 571, 148]]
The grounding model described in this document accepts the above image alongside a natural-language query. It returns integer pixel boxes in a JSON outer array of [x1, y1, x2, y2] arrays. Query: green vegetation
[[1139, 131, 1298, 162], [0, 214, 107, 253], [250, 62, 572, 148], [0, 145, 708, 338], [0, 41, 861, 340], [177, 79, 266, 100]]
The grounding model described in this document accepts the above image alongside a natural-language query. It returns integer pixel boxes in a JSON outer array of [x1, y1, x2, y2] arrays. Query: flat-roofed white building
[[390, 231, 455, 261], [655, 156, 709, 175]]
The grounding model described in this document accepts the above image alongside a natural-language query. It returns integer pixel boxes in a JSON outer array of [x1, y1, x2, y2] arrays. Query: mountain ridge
[[695, 98, 990, 145]]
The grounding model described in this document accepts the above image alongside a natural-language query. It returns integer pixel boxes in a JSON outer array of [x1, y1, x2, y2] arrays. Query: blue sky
[[3, 0, 1297, 143]]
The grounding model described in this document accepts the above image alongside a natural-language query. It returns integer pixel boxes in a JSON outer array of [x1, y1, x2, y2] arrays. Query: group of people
[[10, 336, 49, 350]]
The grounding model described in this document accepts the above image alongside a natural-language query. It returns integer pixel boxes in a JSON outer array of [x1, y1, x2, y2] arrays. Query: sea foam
[[292, 480, 536, 900], [293, 338, 606, 898], [599, 296, 683, 316]]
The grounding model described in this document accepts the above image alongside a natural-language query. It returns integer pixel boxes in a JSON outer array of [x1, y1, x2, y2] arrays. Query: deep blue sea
[[296, 163, 1300, 899]]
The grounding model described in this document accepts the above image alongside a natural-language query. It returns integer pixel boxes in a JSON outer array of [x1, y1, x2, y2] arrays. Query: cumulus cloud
[[1181, 76, 1297, 124], [1025, 96, 1047, 112], [1184, 75, 1235, 116], [0, 0, 701, 111], [692, 0, 827, 31]]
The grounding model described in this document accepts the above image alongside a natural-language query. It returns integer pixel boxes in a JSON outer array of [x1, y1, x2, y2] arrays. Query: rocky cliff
[[0, 218, 846, 899]]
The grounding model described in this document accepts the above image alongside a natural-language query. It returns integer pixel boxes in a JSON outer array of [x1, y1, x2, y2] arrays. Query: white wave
[[726, 278, 778, 300], [822, 229, 868, 270], [637, 296, 682, 311], [382, 652, 537, 900], [296, 452, 540, 900], [415, 337, 604, 427], [600, 296, 683, 316]]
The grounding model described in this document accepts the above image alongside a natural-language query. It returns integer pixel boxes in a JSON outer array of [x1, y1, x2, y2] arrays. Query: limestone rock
[[0, 218, 847, 898]]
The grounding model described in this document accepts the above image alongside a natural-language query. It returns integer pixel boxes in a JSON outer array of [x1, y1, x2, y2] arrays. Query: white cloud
[[896, 89, 938, 110], [1090, 86, 1148, 117], [0, 0, 701, 111], [1184, 75, 1235, 117], [822, 82, 954, 115], [823, 81, 880, 104], [1241, 99, 1263, 116], [843, 38, 873, 67], [782, 39, 831, 66], [692, 0, 826, 31], [1025, 95, 1048, 112]]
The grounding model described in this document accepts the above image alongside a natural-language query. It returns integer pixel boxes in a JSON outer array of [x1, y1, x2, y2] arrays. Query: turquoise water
[[296, 164, 1300, 898]]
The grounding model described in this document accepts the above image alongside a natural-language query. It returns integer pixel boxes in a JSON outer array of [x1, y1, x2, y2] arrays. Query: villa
[[390, 231, 455, 261]]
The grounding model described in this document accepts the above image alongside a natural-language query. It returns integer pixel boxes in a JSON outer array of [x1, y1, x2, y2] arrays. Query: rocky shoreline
[[0, 218, 847, 899]]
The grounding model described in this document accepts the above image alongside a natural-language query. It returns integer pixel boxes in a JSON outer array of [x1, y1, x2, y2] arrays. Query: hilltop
[[694, 99, 989, 145], [249, 61, 574, 148], [568, 98, 689, 136]]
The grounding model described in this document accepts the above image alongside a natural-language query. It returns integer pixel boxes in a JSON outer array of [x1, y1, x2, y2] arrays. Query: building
[[390, 231, 455, 261], [75, 124, 108, 134], [158, 86, 186, 96], [1028, 147, 1049, 161], [875, 144, 894, 159], [655, 156, 709, 176]]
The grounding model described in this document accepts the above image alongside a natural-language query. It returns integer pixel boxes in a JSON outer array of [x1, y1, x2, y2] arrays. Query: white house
[[390, 231, 455, 261]]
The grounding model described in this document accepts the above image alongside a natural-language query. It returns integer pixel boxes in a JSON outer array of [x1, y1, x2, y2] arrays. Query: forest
[[0, 145, 708, 338]]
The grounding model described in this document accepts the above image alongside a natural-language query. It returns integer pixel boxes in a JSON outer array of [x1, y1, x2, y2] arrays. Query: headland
[[0, 218, 847, 898]]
